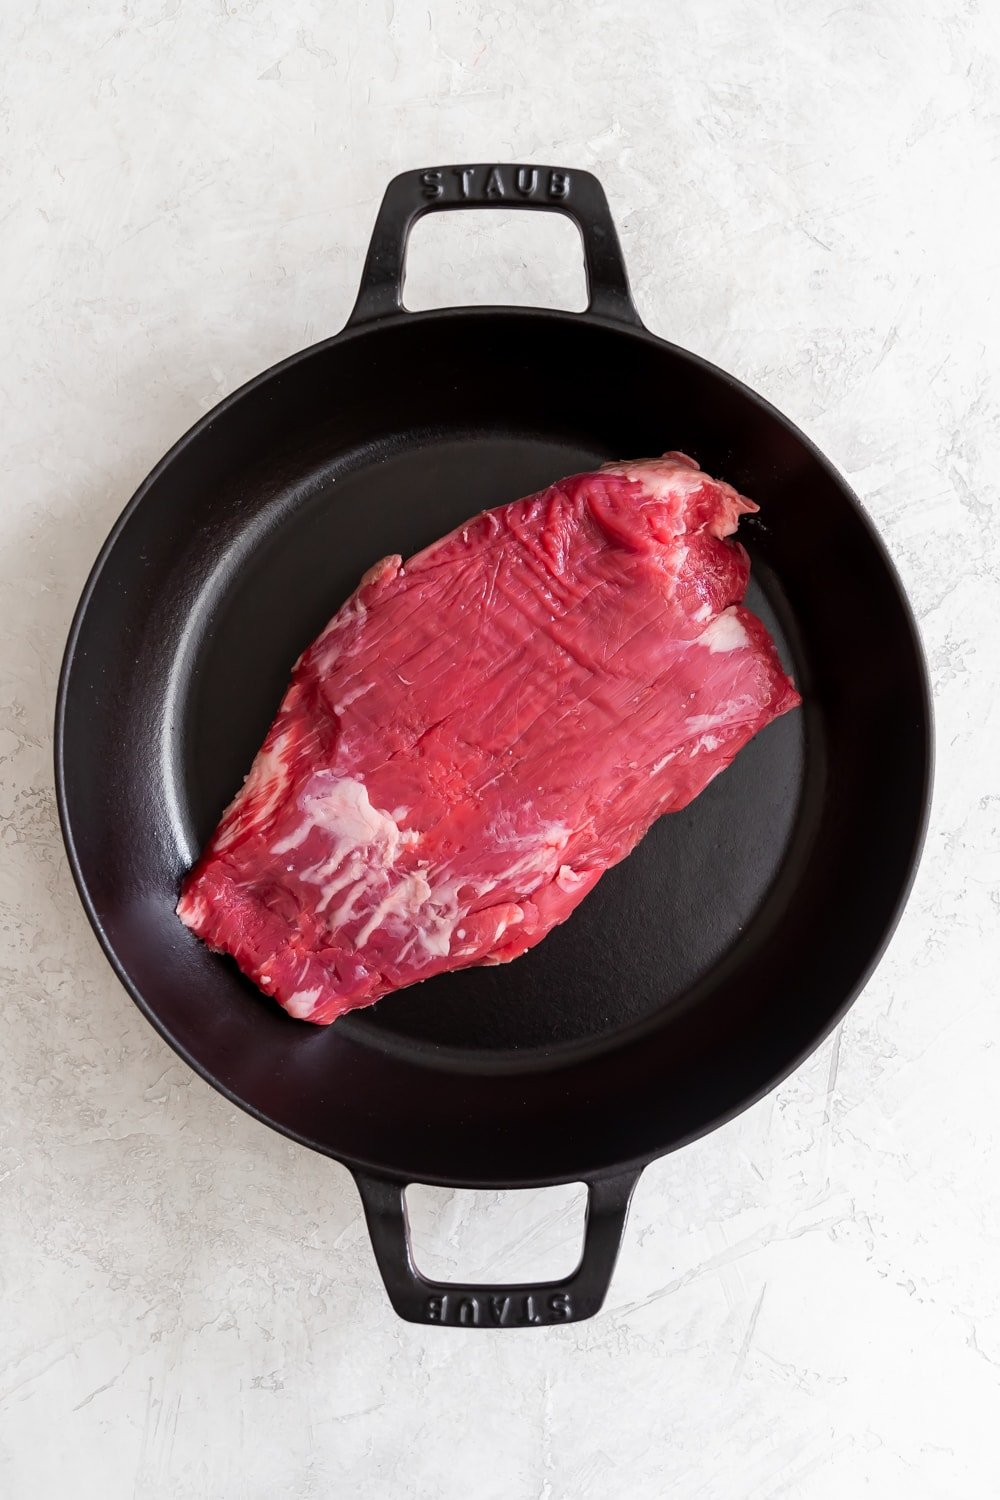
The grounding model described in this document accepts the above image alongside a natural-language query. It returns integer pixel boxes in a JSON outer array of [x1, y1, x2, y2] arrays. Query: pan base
[[180, 431, 807, 1061]]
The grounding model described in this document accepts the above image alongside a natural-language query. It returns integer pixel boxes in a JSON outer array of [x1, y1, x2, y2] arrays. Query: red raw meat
[[177, 454, 800, 1024]]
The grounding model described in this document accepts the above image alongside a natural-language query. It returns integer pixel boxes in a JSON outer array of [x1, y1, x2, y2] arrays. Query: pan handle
[[352, 1167, 641, 1328], [346, 163, 643, 328]]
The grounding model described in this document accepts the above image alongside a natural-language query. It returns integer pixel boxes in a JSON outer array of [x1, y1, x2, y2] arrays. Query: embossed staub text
[[424, 1291, 573, 1326], [419, 165, 571, 203]]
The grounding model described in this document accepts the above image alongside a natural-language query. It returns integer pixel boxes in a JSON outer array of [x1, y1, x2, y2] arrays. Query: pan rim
[[54, 304, 935, 1189]]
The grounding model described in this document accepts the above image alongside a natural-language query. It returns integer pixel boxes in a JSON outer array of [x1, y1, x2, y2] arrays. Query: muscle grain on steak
[[177, 454, 800, 1023]]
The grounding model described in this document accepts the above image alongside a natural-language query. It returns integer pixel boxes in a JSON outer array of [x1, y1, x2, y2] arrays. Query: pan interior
[[179, 431, 808, 1061]]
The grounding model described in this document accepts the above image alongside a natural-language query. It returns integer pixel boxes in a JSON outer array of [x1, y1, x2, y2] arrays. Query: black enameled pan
[[56, 164, 932, 1327]]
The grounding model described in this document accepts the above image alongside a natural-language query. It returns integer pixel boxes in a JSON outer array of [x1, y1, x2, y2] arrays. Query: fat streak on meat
[[177, 454, 800, 1023]]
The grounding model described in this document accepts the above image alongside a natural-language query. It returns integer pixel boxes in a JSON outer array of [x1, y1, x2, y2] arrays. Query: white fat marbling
[[600, 453, 703, 502], [273, 772, 423, 924], [696, 607, 750, 654], [213, 728, 292, 851], [174, 889, 210, 929], [285, 985, 323, 1019], [489, 823, 572, 891], [354, 871, 433, 948], [332, 680, 374, 714], [3, 2, 1000, 1496], [652, 748, 681, 775], [274, 773, 406, 857], [274, 773, 499, 958]]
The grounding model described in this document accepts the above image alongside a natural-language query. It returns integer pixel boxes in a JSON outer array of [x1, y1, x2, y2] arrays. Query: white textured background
[[2, 1, 999, 1495]]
